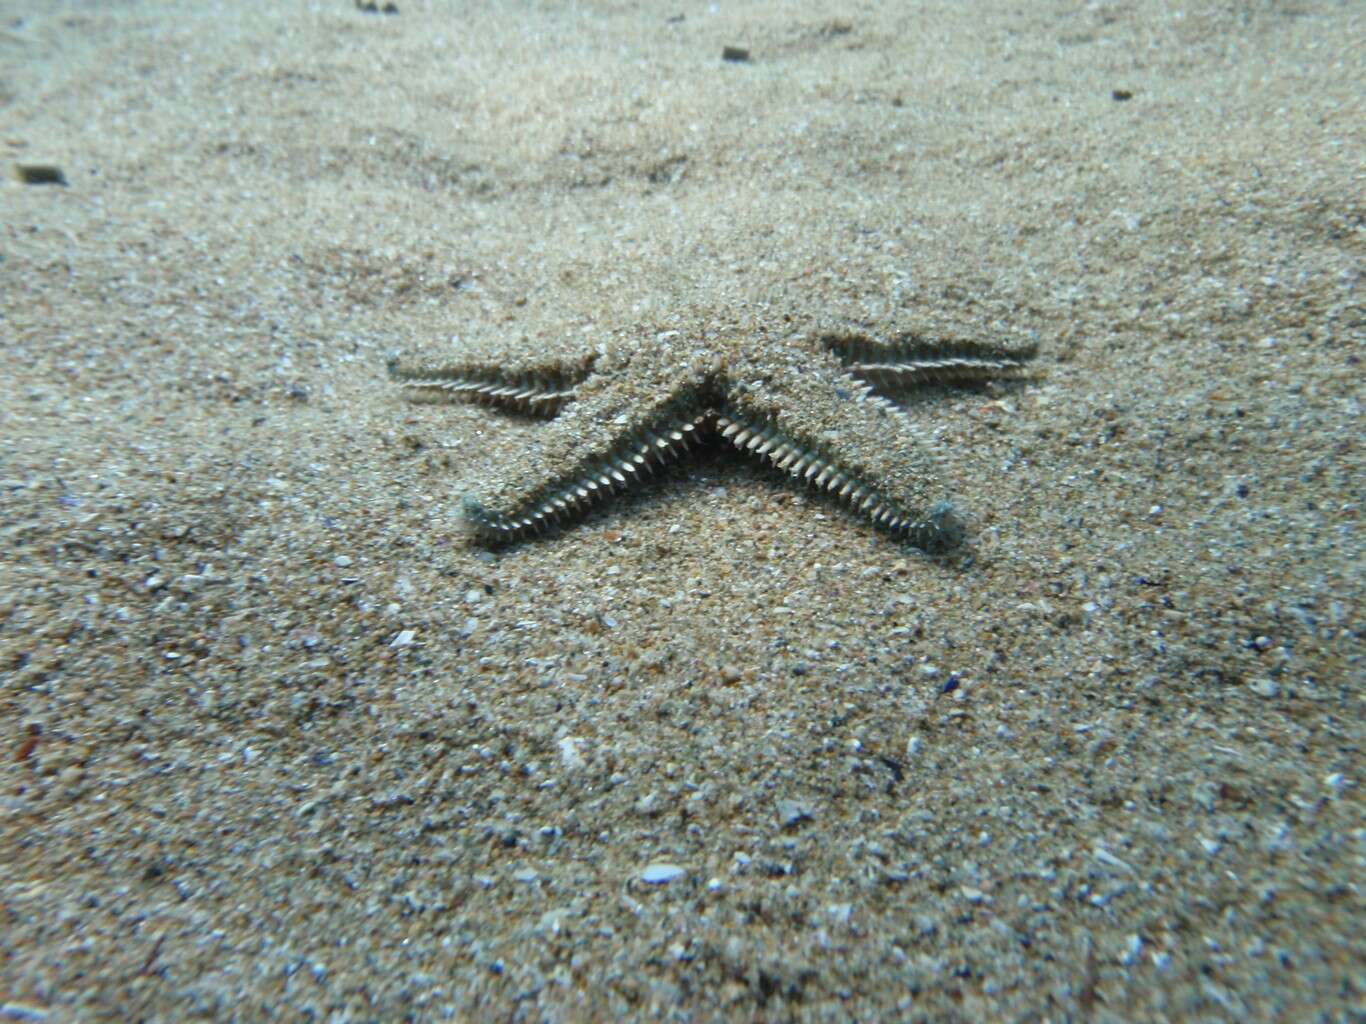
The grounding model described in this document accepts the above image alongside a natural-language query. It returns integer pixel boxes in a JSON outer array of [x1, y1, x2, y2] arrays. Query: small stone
[[0, 1002, 50, 1022], [1248, 677, 1279, 698], [1093, 847, 1135, 874], [334, 555, 353, 568], [634, 792, 660, 817], [777, 799, 814, 828], [15, 163, 67, 186], [389, 629, 415, 648], [719, 664, 742, 684], [959, 885, 990, 904], [641, 863, 685, 885], [721, 45, 750, 62], [557, 737, 585, 771], [538, 909, 569, 935], [1120, 933, 1143, 965]]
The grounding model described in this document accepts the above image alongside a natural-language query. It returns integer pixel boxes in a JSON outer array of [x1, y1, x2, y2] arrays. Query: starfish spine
[[463, 409, 712, 540], [386, 355, 591, 416]]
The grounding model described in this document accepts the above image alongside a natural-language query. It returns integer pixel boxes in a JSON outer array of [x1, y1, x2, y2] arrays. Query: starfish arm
[[820, 329, 1038, 392], [387, 349, 596, 416], [719, 348, 965, 552], [462, 359, 714, 541]]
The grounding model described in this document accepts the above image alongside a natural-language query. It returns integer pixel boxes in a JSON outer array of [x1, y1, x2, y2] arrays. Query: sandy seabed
[[2, 1, 1362, 1020]]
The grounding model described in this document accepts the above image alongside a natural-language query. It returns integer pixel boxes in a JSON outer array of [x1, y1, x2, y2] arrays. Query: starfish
[[388, 318, 1036, 550]]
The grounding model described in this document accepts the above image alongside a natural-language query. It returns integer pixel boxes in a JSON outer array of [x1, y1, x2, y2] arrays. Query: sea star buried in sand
[[388, 317, 1037, 549]]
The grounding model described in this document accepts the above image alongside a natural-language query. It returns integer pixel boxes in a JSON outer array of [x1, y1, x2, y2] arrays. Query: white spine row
[[395, 376, 574, 414], [715, 414, 913, 533], [850, 357, 1022, 385], [470, 413, 710, 538]]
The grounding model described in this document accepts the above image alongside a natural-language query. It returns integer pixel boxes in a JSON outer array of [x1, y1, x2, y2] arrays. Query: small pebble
[[0, 1003, 50, 1022], [959, 885, 990, 904], [1093, 847, 1135, 874], [776, 799, 814, 828], [641, 863, 685, 885], [634, 792, 660, 817], [15, 163, 67, 185], [557, 737, 585, 771], [1248, 677, 1279, 698], [538, 909, 568, 934], [1120, 934, 1143, 965]]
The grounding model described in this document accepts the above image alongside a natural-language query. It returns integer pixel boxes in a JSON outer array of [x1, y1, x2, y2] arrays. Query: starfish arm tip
[[911, 500, 966, 553], [460, 495, 506, 542]]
